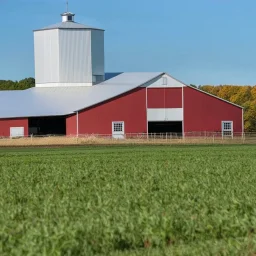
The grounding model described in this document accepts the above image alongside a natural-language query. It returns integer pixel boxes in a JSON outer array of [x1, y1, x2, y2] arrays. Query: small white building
[[33, 12, 105, 87]]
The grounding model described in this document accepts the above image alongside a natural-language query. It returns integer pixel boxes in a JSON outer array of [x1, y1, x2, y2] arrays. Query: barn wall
[[147, 88, 182, 108], [184, 87, 243, 133], [0, 118, 28, 137], [66, 88, 147, 135], [66, 115, 77, 136]]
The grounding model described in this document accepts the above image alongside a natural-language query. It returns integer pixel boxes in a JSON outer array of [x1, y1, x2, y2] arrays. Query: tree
[[0, 78, 35, 90]]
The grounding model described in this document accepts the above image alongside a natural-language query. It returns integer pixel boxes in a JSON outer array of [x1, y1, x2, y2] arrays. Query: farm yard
[[1, 145, 256, 255]]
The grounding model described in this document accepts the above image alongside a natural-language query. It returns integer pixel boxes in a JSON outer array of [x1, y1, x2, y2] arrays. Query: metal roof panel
[[0, 72, 163, 119], [34, 22, 104, 32]]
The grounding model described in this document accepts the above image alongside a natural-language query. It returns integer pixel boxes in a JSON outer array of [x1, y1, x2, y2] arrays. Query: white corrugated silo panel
[[59, 29, 92, 83], [91, 30, 105, 76], [34, 30, 60, 84]]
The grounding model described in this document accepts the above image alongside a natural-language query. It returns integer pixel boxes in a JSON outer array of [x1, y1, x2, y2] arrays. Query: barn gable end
[[184, 86, 243, 133]]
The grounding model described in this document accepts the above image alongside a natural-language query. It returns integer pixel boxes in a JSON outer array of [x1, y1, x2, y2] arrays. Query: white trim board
[[142, 74, 185, 88], [147, 108, 183, 121]]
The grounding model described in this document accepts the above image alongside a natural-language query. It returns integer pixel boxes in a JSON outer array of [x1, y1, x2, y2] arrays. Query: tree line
[[0, 78, 255, 131], [0, 78, 35, 90]]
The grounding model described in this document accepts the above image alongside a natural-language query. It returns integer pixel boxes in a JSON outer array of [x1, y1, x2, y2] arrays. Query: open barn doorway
[[28, 116, 66, 136], [148, 121, 182, 135]]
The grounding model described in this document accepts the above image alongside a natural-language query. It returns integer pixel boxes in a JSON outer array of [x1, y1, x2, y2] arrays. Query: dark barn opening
[[148, 121, 182, 134], [28, 116, 66, 135]]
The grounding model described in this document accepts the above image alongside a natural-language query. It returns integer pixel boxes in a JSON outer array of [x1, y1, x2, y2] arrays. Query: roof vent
[[61, 12, 75, 22]]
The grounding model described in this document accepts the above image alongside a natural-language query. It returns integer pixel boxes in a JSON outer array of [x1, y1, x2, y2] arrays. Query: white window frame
[[112, 121, 125, 139], [222, 121, 233, 138], [10, 127, 24, 138], [162, 77, 168, 86]]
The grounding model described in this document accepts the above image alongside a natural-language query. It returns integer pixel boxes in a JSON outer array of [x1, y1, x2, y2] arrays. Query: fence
[[0, 132, 256, 147]]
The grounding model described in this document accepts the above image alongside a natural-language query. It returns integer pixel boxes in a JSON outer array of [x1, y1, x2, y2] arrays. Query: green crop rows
[[1, 145, 256, 255]]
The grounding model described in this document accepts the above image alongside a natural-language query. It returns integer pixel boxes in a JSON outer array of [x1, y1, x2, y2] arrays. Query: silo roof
[[34, 22, 104, 32]]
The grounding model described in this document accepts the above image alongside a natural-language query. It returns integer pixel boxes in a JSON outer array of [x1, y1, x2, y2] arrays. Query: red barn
[[0, 72, 243, 138], [0, 11, 243, 138]]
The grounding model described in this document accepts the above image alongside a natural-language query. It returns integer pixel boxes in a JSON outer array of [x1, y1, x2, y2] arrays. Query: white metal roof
[[34, 21, 104, 32], [0, 72, 163, 119]]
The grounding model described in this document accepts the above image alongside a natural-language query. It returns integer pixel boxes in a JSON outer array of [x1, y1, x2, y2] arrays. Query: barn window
[[113, 122, 124, 133], [112, 121, 125, 139], [162, 77, 168, 86], [222, 121, 233, 137]]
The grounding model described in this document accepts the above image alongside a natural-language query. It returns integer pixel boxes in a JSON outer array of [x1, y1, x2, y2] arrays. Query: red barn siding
[[147, 88, 182, 108], [66, 115, 77, 136], [66, 88, 147, 135], [0, 118, 28, 137], [184, 87, 243, 133]]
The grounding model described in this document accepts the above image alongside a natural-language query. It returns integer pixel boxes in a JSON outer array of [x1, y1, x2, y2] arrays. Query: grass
[[1, 144, 256, 255], [0, 134, 251, 147]]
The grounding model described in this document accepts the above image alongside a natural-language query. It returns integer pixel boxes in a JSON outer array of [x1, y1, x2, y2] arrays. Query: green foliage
[[1, 145, 256, 255], [0, 77, 35, 90]]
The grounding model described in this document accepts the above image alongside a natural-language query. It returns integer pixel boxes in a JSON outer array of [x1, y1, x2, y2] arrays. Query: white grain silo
[[34, 12, 105, 87]]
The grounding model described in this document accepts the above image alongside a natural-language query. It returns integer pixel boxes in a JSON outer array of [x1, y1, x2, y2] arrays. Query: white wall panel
[[91, 30, 105, 76], [147, 108, 183, 121], [143, 74, 185, 88], [34, 30, 59, 84], [59, 29, 92, 83]]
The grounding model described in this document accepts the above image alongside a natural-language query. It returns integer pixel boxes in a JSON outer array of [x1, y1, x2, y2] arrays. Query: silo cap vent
[[61, 12, 75, 22]]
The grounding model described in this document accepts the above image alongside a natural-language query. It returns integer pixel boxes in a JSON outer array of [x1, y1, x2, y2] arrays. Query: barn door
[[10, 127, 24, 138], [112, 121, 125, 139]]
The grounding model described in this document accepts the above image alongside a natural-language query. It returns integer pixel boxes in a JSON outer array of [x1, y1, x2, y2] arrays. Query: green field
[[1, 145, 256, 255]]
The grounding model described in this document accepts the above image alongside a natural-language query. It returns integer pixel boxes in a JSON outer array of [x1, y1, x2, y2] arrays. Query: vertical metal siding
[[66, 115, 77, 135], [0, 118, 28, 137], [91, 30, 105, 76], [34, 30, 60, 84], [59, 29, 92, 83], [66, 88, 147, 135], [183, 87, 243, 133], [147, 88, 182, 108]]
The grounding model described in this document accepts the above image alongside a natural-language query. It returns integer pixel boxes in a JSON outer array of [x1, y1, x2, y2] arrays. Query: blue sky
[[0, 0, 256, 85]]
